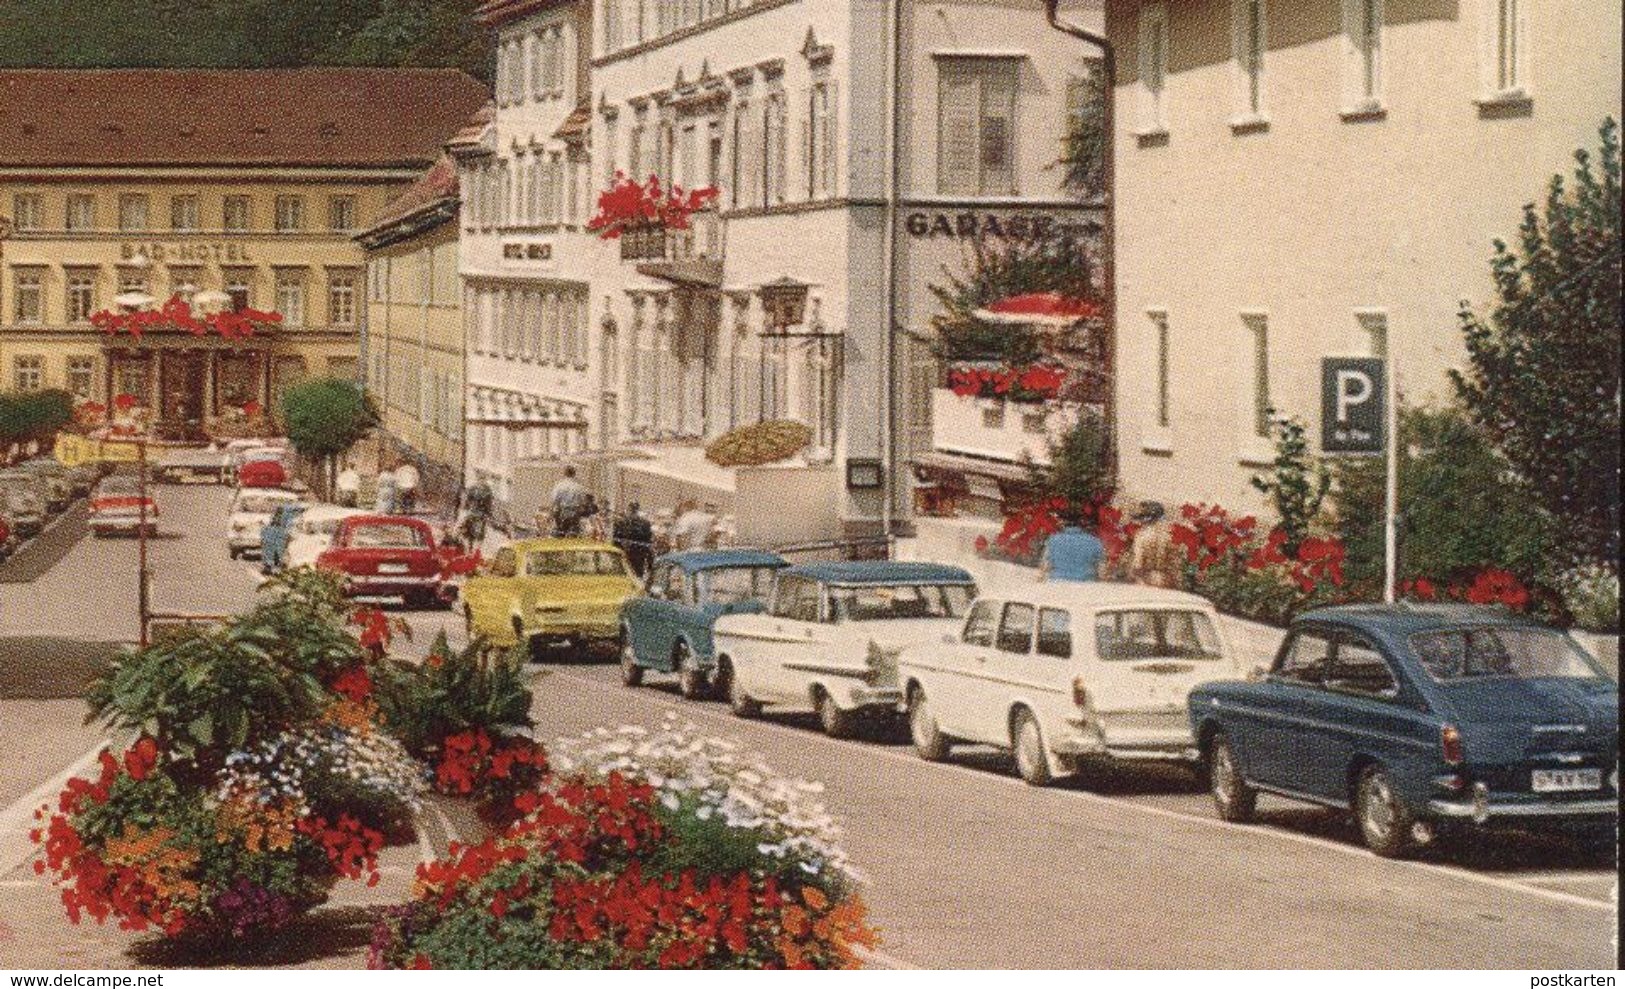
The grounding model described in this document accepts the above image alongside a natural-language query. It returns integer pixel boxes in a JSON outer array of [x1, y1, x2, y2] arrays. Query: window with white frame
[[605, 0, 622, 52], [1136, 4, 1169, 133], [274, 195, 305, 232], [1341, 0, 1383, 113], [602, 114, 619, 185], [223, 195, 251, 231], [66, 356, 95, 399], [1482, 0, 1527, 98], [13, 355, 43, 392], [168, 266, 202, 300], [224, 267, 253, 311], [170, 195, 199, 231], [118, 194, 149, 232], [66, 269, 96, 322], [13, 268, 43, 324], [1232, 0, 1266, 120], [65, 194, 97, 231], [807, 79, 836, 198], [731, 96, 756, 208], [12, 193, 42, 231], [629, 114, 647, 182], [936, 56, 1019, 195], [275, 270, 307, 327], [763, 91, 788, 204], [1242, 313, 1270, 438], [329, 195, 357, 231], [327, 269, 357, 325], [117, 266, 148, 297]]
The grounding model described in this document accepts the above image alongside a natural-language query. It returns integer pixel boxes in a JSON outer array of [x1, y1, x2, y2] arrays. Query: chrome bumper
[[849, 686, 902, 708], [1429, 796, 1618, 821]]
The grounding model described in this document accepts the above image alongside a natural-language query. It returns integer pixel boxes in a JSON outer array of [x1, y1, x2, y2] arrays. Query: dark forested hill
[[0, 0, 491, 79]]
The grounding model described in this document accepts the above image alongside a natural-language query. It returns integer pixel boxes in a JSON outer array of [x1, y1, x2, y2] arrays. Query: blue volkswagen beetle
[[259, 502, 307, 574], [620, 549, 789, 698], [1189, 604, 1617, 857]]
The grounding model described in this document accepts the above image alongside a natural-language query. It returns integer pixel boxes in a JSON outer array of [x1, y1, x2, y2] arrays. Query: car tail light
[[1441, 724, 1464, 766], [1072, 676, 1090, 709]]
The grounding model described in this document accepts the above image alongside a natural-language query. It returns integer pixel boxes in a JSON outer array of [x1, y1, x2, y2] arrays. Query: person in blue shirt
[[1040, 512, 1105, 582]]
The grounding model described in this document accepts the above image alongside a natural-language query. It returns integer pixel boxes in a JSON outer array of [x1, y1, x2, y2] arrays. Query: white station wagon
[[896, 583, 1245, 785], [712, 561, 978, 738]]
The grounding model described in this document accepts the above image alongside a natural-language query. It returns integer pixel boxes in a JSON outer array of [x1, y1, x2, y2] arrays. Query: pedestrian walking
[[460, 475, 494, 547], [613, 501, 655, 577], [1128, 500, 1183, 589], [374, 466, 398, 514], [1040, 511, 1105, 583], [548, 465, 592, 537], [670, 499, 718, 551], [395, 458, 420, 513], [335, 461, 361, 508]]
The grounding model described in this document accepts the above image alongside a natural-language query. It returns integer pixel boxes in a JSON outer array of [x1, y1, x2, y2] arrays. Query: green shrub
[[372, 631, 533, 759], [1251, 413, 1331, 554]]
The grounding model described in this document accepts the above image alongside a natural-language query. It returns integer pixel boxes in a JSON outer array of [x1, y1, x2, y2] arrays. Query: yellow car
[[461, 539, 640, 660]]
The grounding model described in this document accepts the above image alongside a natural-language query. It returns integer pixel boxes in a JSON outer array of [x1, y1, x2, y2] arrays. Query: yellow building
[[357, 154, 466, 506], [0, 68, 487, 439]]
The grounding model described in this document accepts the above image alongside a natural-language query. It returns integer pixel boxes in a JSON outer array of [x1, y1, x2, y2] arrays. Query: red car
[[316, 515, 445, 608], [237, 458, 288, 489], [89, 475, 159, 538]]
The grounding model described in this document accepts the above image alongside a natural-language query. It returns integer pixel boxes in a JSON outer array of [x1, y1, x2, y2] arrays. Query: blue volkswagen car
[[1189, 604, 1617, 857], [620, 549, 789, 698], [259, 502, 308, 574]]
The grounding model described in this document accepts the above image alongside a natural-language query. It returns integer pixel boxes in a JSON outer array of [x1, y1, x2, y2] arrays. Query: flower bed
[[369, 716, 877, 969], [947, 363, 1067, 403]]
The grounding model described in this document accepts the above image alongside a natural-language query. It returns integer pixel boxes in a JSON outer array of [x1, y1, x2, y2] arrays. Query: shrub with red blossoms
[[587, 172, 720, 239], [947, 364, 1067, 403], [90, 295, 283, 342], [433, 728, 549, 825]]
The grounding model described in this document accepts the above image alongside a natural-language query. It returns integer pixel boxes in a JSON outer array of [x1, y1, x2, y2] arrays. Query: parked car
[[237, 457, 288, 490], [713, 561, 978, 738], [0, 514, 13, 559], [17, 459, 75, 511], [259, 502, 308, 573], [462, 539, 640, 660], [285, 504, 369, 571], [620, 549, 790, 697], [88, 474, 157, 538], [1188, 604, 1619, 857], [897, 584, 1242, 785], [227, 445, 285, 485], [64, 460, 104, 496], [0, 471, 50, 537], [155, 447, 227, 485], [226, 486, 302, 559], [316, 514, 445, 608]]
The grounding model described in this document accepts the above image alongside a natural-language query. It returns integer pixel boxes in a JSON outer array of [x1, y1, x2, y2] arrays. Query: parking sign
[[1321, 357, 1385, 454]]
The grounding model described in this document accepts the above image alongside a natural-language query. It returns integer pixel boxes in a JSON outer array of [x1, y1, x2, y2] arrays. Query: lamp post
[[136, 435, 151, 648], [756, 277, 810, 423]]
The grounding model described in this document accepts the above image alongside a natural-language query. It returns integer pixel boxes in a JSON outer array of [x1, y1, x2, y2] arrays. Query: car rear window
[[701, 566, 778, 605], [1411, 628, 1602, 681], [526, 550, 627, 576], [234, 493, 293, 514], [349, 523, 427, 549], [827, 584, 974, 622], [1095, 610, 1223, 660]]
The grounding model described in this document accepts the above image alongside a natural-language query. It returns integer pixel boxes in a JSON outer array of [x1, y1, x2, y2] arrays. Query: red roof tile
[[366, 154, 460, 232], [0, 68, 490, 169]]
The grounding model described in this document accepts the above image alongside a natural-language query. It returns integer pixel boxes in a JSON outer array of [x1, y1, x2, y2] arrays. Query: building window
[[65, 194, 97, 232], [13, 268, 43, 325], [66, 270, 96, 323], [328, 196, 357, 232], [66, 356, 95, 400], [808, 80, 836, 198], [224, 268, 253, 311], [13, 356, 43, 392], [604, 0, 622, 52], [1232, 0, 1266, 121], [117, 267, 149, 297], [1482, 0, 1527, 99], [170, 195, 200, 231], [275, 270, 307, 327], [1341, 0, 1383, 113], [1242, 313, 1270, 438], [118, 194, 150, 232], [223, 195, 251, 231], [1136, 4, 1169, 134], [12, 194, 42, 231], [168, 266, 203, 301], [936, 56, 1019, 196], [731, 98, 756, 208], [328, 270, 357, 326], [763, 92, 788, 205], [1149, 311, 1171, 429], [274, 196, 305, 232]]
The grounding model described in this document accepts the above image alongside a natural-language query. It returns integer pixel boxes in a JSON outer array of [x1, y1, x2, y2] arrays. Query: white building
[[1105, 0, 1623, 512]]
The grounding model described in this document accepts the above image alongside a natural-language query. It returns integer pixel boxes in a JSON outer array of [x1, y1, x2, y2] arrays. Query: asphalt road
[[0, 482, 1615, 969]]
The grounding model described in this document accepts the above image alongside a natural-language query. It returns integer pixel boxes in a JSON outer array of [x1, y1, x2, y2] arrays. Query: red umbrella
[[973, 292, 1101, 328]]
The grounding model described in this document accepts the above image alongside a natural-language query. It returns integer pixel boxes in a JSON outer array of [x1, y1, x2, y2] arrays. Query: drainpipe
[[1045, 0, 1118, 487], [879, 0, 903, 539]]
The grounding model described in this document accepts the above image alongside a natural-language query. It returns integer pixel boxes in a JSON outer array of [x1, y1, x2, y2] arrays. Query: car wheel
[[1208, 733, 1257, 823], [908, 686, 952, 762], [620, 635, 644, 687], [815, 689, 856, 739], [1012, 709, 1056, 787], [1355, 764, 1416, 858], [725, 660, 761, 718], [675, 642, 707, 700]]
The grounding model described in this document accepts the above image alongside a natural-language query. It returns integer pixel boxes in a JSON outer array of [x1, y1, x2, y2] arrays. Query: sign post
[[1321, 357, 1396, 601]]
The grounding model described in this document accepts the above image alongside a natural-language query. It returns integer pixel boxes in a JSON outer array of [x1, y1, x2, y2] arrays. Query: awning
[[972, 292, 1101, 328], [912, 450, 1036, 484]]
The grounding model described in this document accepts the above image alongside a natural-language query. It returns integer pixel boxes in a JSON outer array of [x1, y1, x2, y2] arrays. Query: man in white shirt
[[670, 500, 718, 551], [395, 458, 421, 513], [335, 461, 361, 508], [548, 466, 592, 536]]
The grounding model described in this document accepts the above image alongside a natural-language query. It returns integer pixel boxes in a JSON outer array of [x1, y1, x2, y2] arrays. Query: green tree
[[0, 389, 73, 456], [281, 377, 379, 497], [928, 234, 1099, 364], [1450, 119, 1622, 567], [1056, 59, 1108, 201], [1038, 410, 1111, 510], [1251, 412, 1331, 553]]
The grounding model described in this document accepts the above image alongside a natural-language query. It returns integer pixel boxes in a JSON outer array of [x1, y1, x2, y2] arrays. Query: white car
[[897, 583, 1245, 786], [226, 486, 302, 559], [711, 562, 978, 738], [283, 504, 369, 570]]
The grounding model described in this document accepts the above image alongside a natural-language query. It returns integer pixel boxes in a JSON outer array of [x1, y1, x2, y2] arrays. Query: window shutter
[[937, 64, 979, 195], [799, 87, 812, 200], [822, 80, 838, 197], [771, 97, 788, 203]]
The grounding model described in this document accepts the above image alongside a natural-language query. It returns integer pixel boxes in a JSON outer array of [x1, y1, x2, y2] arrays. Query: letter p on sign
[[1320, 357, 1385, 454]]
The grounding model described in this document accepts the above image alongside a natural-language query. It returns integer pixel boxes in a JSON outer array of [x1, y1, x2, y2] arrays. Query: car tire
[[815, 689, 856, 739], [620, 635, 644, 687], [1012, 709, 1057, 787], [908, 686, 953, 762], [675, 642, 707, 700], [1208, 733, 1257, 823], [1355, 764, 1416, 858], [725, 660, 761, 718]]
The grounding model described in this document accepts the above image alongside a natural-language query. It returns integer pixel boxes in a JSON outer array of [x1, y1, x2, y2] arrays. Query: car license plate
[[378, 563, 410, 575], [1531, 768, 1601, 793]]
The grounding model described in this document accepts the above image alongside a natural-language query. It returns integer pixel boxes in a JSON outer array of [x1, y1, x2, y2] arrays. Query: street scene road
[[0, 481, 1612, 969]]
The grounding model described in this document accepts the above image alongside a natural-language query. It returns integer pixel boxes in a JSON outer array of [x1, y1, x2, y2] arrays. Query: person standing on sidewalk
[[374, 465, 397, 514], [1040, 511, 1105, 582], [548, 466, 591, 537], [335, 461, 361, 508], [460, 476, 494, 546], [613, 501, 654, 577], [395, 458, 420, 513], [1128, 501, 1183, 589]]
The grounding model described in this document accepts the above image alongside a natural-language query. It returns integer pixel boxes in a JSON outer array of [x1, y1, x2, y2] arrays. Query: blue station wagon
[[619, 549, 789, 698], [1189, 604, 1618, 857]]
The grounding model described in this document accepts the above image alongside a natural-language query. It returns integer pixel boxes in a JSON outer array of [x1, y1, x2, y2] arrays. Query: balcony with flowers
[[589, 172, 724, 287]]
